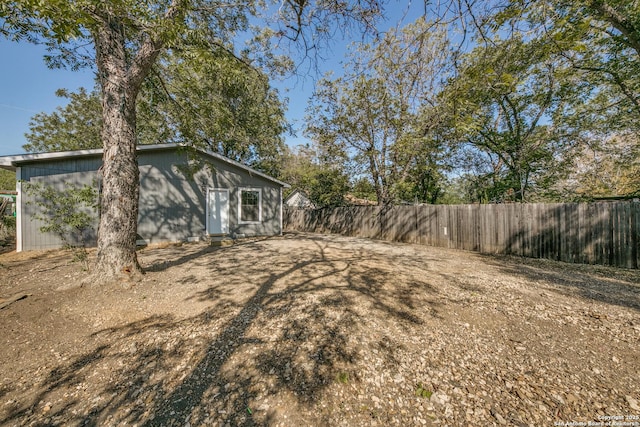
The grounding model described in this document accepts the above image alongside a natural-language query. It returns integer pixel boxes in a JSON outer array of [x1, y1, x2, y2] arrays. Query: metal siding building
[[0, 144, 288, 251]]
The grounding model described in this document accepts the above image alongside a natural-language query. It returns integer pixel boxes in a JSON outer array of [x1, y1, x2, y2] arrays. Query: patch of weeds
[[360, 405, 379, 419], [67, 244, 90, 271], [415, 382, 432, 399], [336, 372, 349, 384]]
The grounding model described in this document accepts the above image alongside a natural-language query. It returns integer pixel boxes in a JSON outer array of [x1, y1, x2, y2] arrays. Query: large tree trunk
[[86, 6, 178, 283], [91, 19, 144, 282]]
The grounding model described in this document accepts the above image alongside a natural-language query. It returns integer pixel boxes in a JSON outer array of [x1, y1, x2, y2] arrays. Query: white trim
[[15, 167, 22, 252], [206, 188, 230, 234], [279, 187, 283, 235], [238, 187, 262, 224], [205, 187, 210, 232], [0, 143, 290, 188], [0, 143, 171, 167], [200, 151, 289, 188]]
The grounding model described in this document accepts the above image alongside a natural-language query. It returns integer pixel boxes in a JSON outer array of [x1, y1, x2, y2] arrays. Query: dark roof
[[0, 143, 289, 188]]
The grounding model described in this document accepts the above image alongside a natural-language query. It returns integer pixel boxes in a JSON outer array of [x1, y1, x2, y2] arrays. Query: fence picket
[[284, 201, 640, 268]]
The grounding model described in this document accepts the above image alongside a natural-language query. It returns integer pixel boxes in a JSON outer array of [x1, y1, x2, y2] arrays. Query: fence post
[[282, 201, 638, 269]]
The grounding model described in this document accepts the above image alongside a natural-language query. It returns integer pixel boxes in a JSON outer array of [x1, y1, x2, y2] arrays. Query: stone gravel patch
[[0, 232, 638, 426]]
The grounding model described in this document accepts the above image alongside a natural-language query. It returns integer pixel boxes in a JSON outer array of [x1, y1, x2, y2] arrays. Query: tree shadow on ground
[[484, 254, 640, 311], [143, 237, 272, 274], [2, 234, 443, 426]]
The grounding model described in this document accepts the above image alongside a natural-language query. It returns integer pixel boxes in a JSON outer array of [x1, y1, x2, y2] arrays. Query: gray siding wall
[[137, 151, 206, 243], [204, 156, 282, 237], [18, 147, 283, 251], [21, 157, 101, 251]]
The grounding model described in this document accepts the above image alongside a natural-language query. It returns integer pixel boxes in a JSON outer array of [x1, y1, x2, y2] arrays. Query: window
[[239, 188, 261, 223]]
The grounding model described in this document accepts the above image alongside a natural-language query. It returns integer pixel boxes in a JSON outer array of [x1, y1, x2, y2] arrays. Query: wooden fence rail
[[284, 202, 640, 269]]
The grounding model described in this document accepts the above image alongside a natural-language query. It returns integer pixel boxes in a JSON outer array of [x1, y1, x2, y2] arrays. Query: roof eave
[[0, 143, 290, 188], [195, 147, 290, 188]]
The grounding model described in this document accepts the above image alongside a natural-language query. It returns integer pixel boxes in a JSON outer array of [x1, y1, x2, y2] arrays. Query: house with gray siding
[[0, 144, 289, 251]]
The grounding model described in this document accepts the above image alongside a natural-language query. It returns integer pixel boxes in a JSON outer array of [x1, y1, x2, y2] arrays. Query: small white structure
[[284, 189, 315, 209]]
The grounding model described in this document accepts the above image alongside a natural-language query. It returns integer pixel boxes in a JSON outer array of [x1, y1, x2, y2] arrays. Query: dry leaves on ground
[[0, 232, 639, 426]]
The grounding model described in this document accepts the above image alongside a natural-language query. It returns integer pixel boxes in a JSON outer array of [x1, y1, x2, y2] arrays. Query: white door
[[207, 189, 229, 235]]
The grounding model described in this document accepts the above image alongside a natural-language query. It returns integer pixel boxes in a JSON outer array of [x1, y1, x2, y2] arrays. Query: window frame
[[238, 187, 262, 224]]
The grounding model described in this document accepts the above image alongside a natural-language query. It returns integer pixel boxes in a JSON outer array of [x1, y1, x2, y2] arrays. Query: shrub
[[0, 215, 16, 243], [25, 181, 98, 270]]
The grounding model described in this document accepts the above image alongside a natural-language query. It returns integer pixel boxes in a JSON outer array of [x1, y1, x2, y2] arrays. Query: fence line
[[284, 202, 640, 269]]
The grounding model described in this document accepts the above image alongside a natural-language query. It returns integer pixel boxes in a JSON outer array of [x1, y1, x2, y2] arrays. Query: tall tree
[[1, 0, 382, 282], [24, 87, 102, 153], [279, 144, 350, 207], [24, 49, 288, 176], [306, 18, 452, 205], [462, 0, 640, 200], [442, 37, 570, 202]]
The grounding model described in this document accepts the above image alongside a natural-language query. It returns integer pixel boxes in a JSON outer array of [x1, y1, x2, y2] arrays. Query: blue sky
[[0, 4, 422, 156], [0, 42, 96, 155], [0, 40, 314, 156]]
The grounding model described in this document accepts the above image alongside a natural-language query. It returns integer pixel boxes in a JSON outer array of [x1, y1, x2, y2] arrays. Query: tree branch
[[127, 0, 184, 91], [589, 0, 640, 57]]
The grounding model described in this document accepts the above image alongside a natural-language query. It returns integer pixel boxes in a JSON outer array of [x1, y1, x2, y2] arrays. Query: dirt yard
[[0, 232, 639, 427]]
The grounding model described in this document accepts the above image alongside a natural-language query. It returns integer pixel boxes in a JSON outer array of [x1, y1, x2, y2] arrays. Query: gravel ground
[[0, 232, 639, 427]]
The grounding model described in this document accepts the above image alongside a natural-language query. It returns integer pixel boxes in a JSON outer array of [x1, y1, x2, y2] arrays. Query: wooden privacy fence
[[284, 202, 640, 269]]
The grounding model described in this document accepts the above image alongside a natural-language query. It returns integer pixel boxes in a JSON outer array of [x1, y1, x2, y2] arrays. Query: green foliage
[[0, 169, 15, 191], [300, 0, 640, 205], [507, 0, 640, 131], [306, 19, 453, 205], [336, 372, 349, 384], [415, 383, 432, 399], [1, 215, 15, 230], [24, 56, 288, 171], [436, 177, 469, 205], [559, 133, 640, 199], [3, 0, 382, 163], [351, 178, 377, 203], [25, 181, 98, 270], [148, 47, 288, 171], [393, 147, 447, 204], [0, 215, 16, 243], [308, 168, 350, 208], [441, 36, 569, 202], [279, 145, 351, 207], [439, 0, 640, 202], [24, 87, 102, 153]]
